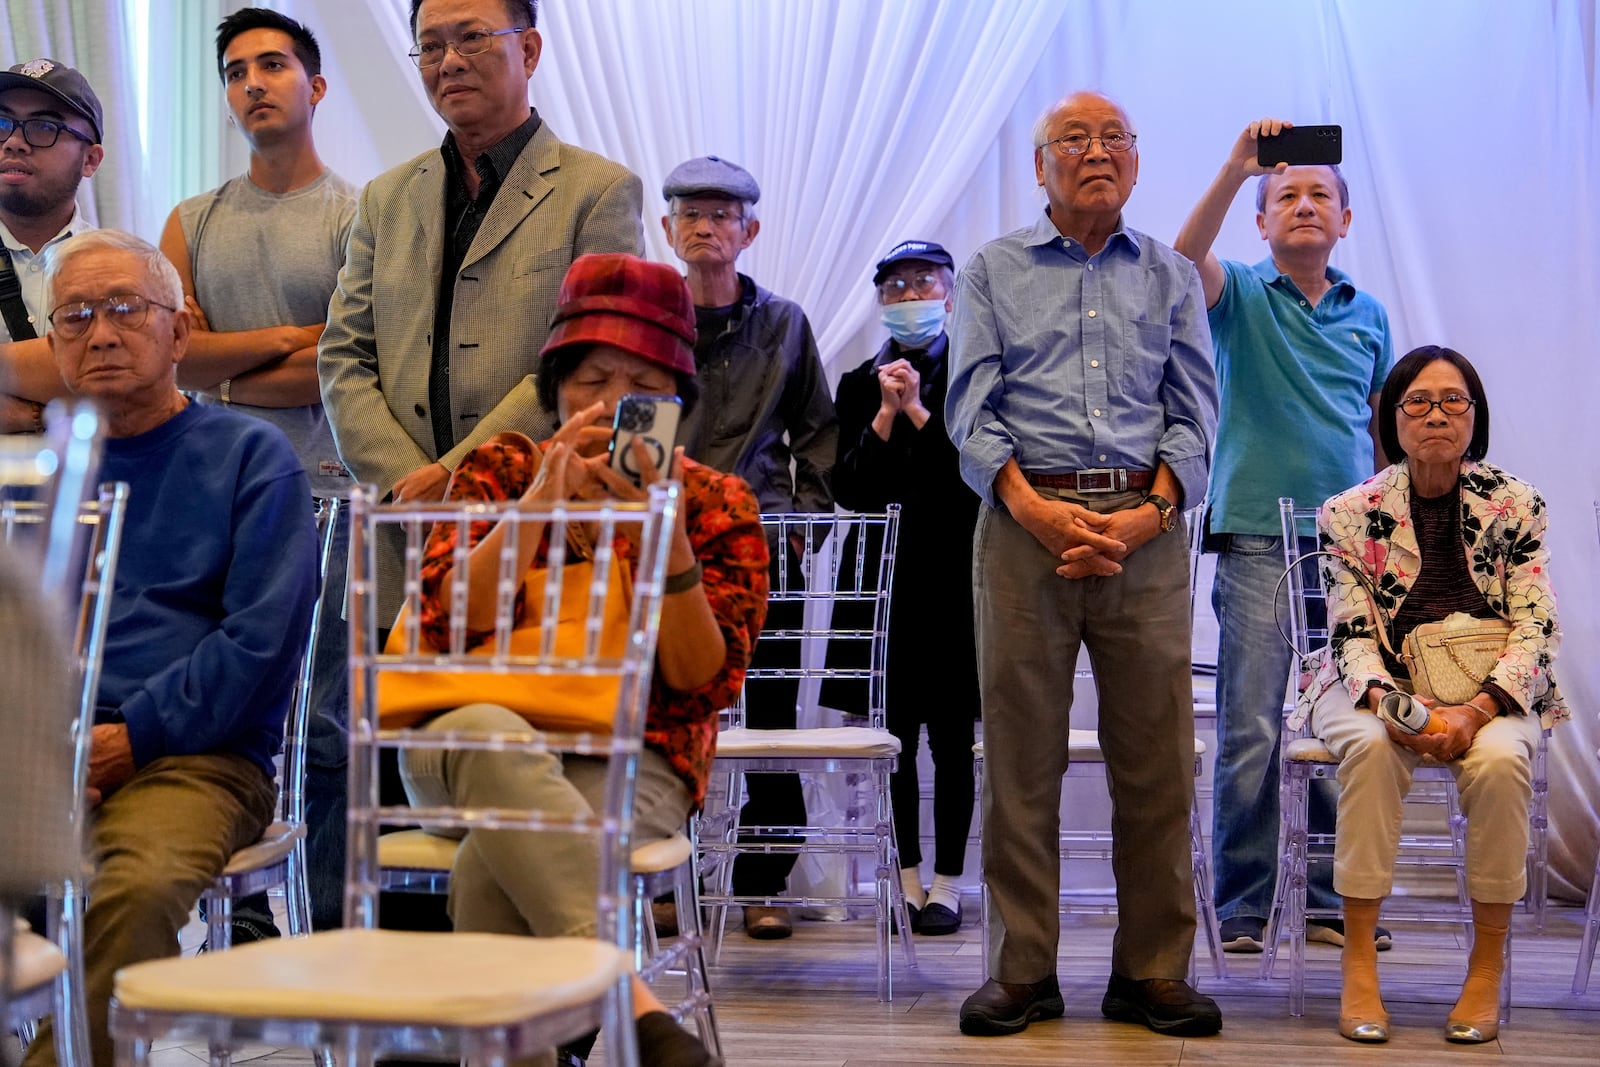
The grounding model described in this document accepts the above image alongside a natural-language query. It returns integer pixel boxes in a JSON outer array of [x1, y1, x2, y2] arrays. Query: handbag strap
[[1274, 549, 1401, 660], [0, 249, 38, 342]]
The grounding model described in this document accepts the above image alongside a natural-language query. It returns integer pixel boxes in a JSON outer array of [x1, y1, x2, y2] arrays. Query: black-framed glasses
[[877, 272, 942, 299], [1038, 131, 1137, 157], [1396, 394, 1476, 418], [408, 26, 524, 68], [670, 206, 745, 227], [48, 294, 178, 340], [0, 115, 95, 149]]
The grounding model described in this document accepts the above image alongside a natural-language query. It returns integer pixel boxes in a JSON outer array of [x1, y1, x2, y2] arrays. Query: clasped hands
[[1020, 495, 1160, 579], [875, 358, 930, 427]]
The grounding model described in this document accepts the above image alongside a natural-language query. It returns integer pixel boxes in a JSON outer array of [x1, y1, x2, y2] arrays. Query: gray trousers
[[976, 489, 1198, 983]]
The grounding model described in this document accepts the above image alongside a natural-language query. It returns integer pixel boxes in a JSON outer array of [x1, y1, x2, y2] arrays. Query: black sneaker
[[1220, 916, 1265, 953], [195, 915, 282, 953], [1306, 918, 1393, 951]]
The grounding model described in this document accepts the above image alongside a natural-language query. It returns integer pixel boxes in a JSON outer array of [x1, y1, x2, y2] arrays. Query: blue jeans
[[303, 506, 351, 931], [1211, 533, 1339, 921]]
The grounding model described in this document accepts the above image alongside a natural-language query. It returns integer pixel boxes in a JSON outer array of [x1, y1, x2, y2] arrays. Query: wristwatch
[[1145, 494, 1178, 533]]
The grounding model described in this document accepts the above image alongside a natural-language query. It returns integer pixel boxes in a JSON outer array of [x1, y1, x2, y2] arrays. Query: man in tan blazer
[[319, 0, 643, 617]]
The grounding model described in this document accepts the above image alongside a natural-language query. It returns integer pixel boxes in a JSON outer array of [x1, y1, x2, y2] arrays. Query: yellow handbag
[[376, 546, 633, 733]]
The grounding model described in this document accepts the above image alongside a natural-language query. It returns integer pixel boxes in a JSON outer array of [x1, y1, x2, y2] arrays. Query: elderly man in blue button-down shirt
[[948, 91, 1221, 1039]]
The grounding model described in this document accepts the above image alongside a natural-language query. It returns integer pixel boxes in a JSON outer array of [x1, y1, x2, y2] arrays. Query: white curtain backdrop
[[25, 0, 1600, 894]]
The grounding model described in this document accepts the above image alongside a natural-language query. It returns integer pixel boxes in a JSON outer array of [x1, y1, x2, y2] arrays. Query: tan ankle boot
[[1447, 901, 1512, 1043], [1338, 897, 1389, 1042]]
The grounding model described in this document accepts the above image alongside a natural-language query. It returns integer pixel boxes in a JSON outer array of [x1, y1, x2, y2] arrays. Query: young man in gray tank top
[[158, 7, 356, 939]]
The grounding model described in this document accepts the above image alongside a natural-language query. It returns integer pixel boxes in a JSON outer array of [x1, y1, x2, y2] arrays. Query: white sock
[[899, 867, 927, 911], [927, 874, 962, 913]]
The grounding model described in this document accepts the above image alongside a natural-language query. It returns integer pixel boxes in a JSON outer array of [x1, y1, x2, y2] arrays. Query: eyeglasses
[[408, 26, 524, 68], [670, 207, 745, 227], [1037, 131, 1138, 157], [877, 272, 942, 298], [1396, 394, 1476, 418], [48, 294, 178, 340], [0, 115, 95, 149]]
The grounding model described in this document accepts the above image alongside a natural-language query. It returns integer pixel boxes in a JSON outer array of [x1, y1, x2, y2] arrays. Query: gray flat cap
[[661, 156, 760, 203]]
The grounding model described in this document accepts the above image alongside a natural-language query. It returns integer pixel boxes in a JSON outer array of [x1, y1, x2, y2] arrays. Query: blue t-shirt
[[1206, 257, 1393, 537], [97, 401, 318, 778]]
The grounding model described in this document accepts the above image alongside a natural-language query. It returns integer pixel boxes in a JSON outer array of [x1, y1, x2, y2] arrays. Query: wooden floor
[[114, 902, 1600, 1065]]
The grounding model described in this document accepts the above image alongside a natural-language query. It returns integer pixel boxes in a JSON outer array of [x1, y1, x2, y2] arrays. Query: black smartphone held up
[[608, 394, 683, 487], [1257, 124, 1343, 167]]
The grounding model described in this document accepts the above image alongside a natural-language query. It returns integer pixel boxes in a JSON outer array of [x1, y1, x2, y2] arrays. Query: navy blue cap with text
[[873, 240, 954, 285]]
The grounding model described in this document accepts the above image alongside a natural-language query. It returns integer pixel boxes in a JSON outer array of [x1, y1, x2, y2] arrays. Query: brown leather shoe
[[743, 905, 792, 940], [958, 975, 1064, 1036], [651, 900, 680, 939], [1100, 973, 1222, 1036]]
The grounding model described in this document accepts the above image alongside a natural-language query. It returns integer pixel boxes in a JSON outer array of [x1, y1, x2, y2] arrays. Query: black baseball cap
[[0, 59, 104, 144]]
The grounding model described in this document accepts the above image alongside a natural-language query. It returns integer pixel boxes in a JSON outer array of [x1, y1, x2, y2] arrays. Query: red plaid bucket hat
[[540, 254, 696, 375]]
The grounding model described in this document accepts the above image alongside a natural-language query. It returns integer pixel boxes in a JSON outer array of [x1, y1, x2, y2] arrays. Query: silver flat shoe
[[1445, 1020, 1497, 1043], [1338, 1017, 1390, 1043]]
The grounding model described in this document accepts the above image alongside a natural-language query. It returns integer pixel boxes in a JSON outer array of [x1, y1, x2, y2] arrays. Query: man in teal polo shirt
[[1175, 117, 1394, 955]]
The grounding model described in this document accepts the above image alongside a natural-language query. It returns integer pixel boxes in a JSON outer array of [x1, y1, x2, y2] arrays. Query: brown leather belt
[[1024, 467, 1154, 493]]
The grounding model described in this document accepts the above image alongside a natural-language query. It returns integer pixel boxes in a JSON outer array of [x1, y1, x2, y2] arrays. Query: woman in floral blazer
[[1297, 347, 1564, 1047]]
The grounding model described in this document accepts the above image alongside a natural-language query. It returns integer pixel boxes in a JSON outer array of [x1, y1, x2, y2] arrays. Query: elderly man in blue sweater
[[22, 229, 317, 1067]]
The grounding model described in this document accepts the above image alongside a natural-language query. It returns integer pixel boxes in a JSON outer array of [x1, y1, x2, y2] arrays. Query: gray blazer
[[318, 122, 643, 616]]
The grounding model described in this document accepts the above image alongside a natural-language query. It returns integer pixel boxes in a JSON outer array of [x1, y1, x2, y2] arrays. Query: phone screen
[[1257, 124, 1343, 167], [609, 394, 683, 487]]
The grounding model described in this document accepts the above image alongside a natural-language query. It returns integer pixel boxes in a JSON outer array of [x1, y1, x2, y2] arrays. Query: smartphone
[[1257, 124, 1342, 167], [608, 394, 682, 487]]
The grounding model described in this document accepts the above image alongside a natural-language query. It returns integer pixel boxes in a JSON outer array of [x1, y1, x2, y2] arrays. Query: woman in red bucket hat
[[394, 253, 770, 1067]]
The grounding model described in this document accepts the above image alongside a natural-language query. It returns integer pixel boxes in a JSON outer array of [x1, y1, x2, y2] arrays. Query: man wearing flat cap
[[319, 0, 643, 624], [660, 154, 836, 940], [0, 58, 105, 433], [830, 239, 978, 936]]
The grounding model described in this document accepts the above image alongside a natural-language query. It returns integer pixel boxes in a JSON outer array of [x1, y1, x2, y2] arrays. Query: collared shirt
[[946, 210, 1217, 509], [0, 206, 92, 341], [428, 109, 542, 454], [1207, 256, 1393, 536]]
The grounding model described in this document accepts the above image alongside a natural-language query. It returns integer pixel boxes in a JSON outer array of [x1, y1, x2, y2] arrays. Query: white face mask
[[880, 298, 947, 348]]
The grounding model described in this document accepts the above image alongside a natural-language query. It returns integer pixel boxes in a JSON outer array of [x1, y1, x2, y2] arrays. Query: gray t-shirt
[[177, 171, 357, 496]]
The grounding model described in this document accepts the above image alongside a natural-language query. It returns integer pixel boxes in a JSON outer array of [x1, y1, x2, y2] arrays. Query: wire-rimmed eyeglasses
[[1037, 131, 1137, 157], [48, 294, 178, 340], [408, 27, 525, 68]]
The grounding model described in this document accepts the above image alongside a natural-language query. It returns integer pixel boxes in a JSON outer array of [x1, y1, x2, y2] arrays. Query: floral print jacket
[[1293, 459, 1566, 731], [418, 434, 770, 808]]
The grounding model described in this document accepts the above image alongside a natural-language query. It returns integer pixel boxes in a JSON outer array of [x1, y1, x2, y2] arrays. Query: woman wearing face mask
[[826, 240, 981, 936]]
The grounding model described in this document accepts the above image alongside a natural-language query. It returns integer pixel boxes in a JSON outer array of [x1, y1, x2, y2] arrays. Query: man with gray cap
[[660, 154, 836, 940], [0, 58, 104, 433]]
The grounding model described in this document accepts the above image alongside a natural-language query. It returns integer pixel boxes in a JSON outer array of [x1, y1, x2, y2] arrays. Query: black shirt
[[428, 109, 542, 455]]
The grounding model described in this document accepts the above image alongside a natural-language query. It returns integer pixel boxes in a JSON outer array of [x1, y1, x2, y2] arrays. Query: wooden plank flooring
[[33, 901, 1597, 1065]]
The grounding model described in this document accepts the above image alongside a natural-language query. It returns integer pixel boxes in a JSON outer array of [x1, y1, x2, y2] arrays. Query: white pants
[[1311, 685, 1539, 903]]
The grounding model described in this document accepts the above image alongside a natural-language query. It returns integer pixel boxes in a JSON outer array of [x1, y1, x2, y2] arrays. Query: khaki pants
[[1311, 684, 1539, 903], [399, 703, 691, 938], [25, 753, 277, 1067], [975, 492, 1198, 983]]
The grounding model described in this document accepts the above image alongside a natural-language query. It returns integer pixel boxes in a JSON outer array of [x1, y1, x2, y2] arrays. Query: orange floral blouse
[[417, 434, 769, 807]]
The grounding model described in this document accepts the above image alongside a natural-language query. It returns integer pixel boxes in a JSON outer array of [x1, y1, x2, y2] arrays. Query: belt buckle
[[1073, 467, 1126, 493]]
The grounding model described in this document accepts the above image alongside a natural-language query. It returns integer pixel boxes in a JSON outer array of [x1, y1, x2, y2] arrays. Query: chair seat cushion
[[221, 821, 304, 876], [973, 729, 1206, 763], [378, 829, 462, 872], [12, 928, 67, 992], [113, 928, 632, 1026], [1284, 737, 1340, 764], [630, 833, 691, 875], [715, 726, 900, 757]]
